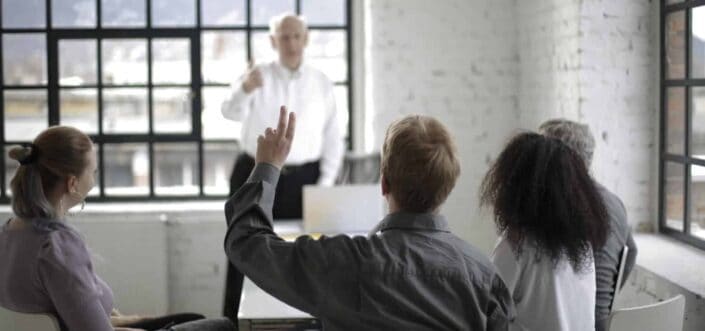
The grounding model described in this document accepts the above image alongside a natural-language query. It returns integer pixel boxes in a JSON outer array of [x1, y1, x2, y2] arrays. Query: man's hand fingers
[[276, 106, 288, 138], [285, 112, 296, 140]]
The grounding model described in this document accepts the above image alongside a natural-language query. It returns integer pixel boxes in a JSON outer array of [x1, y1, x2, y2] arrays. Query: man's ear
[[381, 175, 389, 195]]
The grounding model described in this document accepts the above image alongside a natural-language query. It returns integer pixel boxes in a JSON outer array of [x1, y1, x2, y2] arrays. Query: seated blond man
[[223, 107, 516, 330]]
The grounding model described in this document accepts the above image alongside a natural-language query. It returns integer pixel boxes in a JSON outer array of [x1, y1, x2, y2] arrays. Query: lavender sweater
[[0, 220, 114, 331]]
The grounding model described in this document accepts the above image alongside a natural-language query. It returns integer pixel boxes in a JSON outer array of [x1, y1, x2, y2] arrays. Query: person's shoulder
[[303, 64, 333, 83], [38, 224, 90, 266]]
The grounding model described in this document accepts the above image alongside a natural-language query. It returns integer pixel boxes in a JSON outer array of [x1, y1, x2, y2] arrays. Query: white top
[[491, 236, 596, 331], [221, 60, 345, 186]]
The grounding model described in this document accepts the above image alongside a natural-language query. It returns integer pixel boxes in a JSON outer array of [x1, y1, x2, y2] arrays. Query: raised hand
[[242, 59, 263, 93], [255, 106, 296, 169]]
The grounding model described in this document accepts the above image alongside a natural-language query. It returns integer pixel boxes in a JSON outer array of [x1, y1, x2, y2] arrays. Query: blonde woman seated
[[481, 133, 610, 331], [0, 126, 233, 331]]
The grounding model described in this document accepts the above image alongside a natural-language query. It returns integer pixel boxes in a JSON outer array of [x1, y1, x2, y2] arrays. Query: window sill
[[633, 233, 705, 298]]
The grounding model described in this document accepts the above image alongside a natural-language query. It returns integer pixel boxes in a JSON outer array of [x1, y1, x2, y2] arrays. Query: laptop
[[303, 184, 386, 235]]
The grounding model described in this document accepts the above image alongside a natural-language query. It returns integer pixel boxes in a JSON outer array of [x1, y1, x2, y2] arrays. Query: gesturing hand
[[255, 106, 296, 169], [242, 60, 263, 93]]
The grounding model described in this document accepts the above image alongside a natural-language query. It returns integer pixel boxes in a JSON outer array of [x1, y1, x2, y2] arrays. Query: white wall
[[516, 0, 659, 230], [365, 0, 520, 252]]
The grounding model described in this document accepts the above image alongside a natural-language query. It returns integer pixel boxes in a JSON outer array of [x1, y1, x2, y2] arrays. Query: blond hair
[[8, 126, 93, 223], [381, 115, 461, 213]]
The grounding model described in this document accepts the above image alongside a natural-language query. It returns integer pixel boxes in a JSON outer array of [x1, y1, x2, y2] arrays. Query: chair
[[609, 245, 630, 312], [0, 305, 61, 331], [607, 295, 685, 331]]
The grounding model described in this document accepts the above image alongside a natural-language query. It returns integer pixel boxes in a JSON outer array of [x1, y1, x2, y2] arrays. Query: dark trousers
[[222, 153, 320, 323]]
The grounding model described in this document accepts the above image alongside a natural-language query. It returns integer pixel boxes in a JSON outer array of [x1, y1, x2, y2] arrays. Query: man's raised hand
[[255, 106, 296, 169]]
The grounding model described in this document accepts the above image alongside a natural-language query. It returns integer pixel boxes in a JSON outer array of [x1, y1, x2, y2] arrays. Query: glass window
[[204, 142, 238, 195], [60, 88, 99, 134], [151, 0, 195, 27], [691, 164, 705, 240], [102, 88, 149, 134], [102, 39, 148, 85], [2, 0, 45, 29], [59, 39, 98, 86], [201, 0, 245, 26], [202, 31, 247, 84], [153, 88, 192, 133], [4, 90, 47, 141], [3, 34, 47, 85], [102, 0, 146, 28], [302, 0, 345, 26], [154, 143, 199, 196], [104, 143, 149, 196], [665, 162, 685, 231], [52, 0, 96, 28], [151, 39, 191, 84], [666, 87, 686, 155], [666, 11, 686, 80], [251, 0, 295, 26]]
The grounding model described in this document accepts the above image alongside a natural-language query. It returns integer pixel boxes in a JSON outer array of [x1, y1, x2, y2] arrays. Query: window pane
[[251, 0, 295, 26], [334, 85, 349, 137], [151, 0, 195, 27], [101, 0, 146, 27], [2, 0, 45, 28], [204, 142, 238, 195], [692, 6, 705, 78], [665, 162, 685, 231], [202, 31, 247, 84], [104, 143, 149, 196], [154, 143, 199, 196], [152, 39, 190, 84], [691, 164, 705, 240], [87, 144, 101, 196], [302, 0, 344, 26], [102, 39, 148, 85], [252, 31, 275, 63], [4, 90, 47, 141], [201, 0, 245, 26], [153, 88, 191, 133], [60, 39, 97, 86], [52, 0, 96, 28], [666, 87, 685, 155], [3, 34, 47, 85], [666, 11, 686, 80], [103, 88, 148, 133], [60, 88, 98, 134], [202, 87, 241, 140], [693, 87, 705, 157], [308, 30, 347, 82]]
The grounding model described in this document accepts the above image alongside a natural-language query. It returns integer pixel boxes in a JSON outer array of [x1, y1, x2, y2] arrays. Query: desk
[[237, 221, 322, 330]]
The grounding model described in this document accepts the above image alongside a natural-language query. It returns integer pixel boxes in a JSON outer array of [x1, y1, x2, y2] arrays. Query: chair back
[[0, 305, 62, 331], [608, 295, 686, 331], [610, 245, 630, 312]]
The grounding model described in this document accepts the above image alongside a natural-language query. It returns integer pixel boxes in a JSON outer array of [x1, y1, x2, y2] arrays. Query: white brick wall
[[366, 0, 520, 252]]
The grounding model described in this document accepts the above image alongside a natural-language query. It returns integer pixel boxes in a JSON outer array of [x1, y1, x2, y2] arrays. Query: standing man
[[538, 119, 638, 331], [220, 13, 345, 321]]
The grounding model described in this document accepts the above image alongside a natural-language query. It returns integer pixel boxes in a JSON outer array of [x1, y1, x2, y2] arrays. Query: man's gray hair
[[538, 119, 595, 167], [269, 12, 308, 35]]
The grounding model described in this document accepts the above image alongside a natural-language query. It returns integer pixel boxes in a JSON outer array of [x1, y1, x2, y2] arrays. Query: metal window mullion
[[0, 15, 5, 199], [345, 0, 353, 150], [685, 6, 692, 235], [246, 0, 252, 61], [47, 33, 59, 126], [97, 35, 106, 198], [296, 0, 302, 15], [194, 0, 204, 196]]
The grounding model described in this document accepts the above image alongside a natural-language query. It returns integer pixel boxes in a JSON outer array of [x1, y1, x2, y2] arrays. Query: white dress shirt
[[221, 60, 345, 186], [491, 236, 596, 331]]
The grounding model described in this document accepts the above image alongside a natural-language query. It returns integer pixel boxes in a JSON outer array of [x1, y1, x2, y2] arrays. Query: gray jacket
[[224, 163, 516, 330]]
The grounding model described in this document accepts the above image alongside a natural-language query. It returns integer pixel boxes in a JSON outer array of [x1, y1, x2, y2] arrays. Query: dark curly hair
[[480, 132, 609, 272]]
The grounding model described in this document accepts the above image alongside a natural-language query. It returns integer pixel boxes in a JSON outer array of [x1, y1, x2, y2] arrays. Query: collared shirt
[[594, 183, 637, 331], [491, 237, 596, 331], [223, 163, 517, 331], [221, 61, 345, 186]]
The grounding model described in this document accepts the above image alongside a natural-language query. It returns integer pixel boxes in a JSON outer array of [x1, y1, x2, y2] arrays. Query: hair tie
[[19, 143, 39, 165]]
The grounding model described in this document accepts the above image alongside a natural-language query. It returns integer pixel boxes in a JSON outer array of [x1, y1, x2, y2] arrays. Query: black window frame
[[0, 0, 353, 203], [660, 0, 705, 250]]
